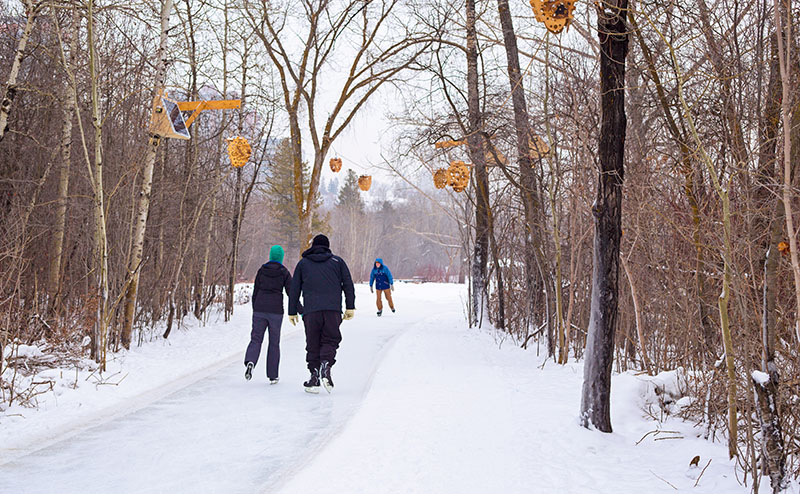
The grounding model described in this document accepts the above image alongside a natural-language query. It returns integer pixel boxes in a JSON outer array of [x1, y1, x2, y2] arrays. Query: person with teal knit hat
[[244, 244, 300, 383]]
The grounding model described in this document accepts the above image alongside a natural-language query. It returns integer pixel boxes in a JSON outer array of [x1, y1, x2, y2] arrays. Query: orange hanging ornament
[[226, 136, 251, 168], [529, 0, 576, 34]]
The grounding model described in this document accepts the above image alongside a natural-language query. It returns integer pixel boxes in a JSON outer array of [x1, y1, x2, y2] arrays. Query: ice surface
[[0, 283, 774, 493]]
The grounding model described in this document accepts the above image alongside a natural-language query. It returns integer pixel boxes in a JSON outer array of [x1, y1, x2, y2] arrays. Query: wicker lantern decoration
[[330, 157, 343, 172], [447, 160, 470, 192], [433, 168, 449, 189], [358, 175, 372, 191], [529, 0, 576, 34], [226, 136, 251, 168]]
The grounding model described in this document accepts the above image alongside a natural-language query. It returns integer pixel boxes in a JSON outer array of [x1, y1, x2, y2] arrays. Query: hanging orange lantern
[[433, 169, 449, 189], [447, 160, 470, 192], [529, 0, 576, 34], [358, 175, 372, 191], [226, 136, 251, 168], [330, 157, 342, 172], [529, 135, 551, 160]]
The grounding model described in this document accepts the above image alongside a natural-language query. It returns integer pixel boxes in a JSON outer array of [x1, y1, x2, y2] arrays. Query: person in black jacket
[[244, 244, 298, 384], [288, 234, 355, 393]]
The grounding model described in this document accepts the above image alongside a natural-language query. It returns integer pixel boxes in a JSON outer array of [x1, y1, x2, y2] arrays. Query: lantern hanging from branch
[[330, 157, 342, 172], [447, 160, 470, 192], [529, 135, 552, 160], [529, 0, 575, 34], [358, 175, 372, 191], [226, 136, 251, 168], [434, 139, 467, 149], [433, 169, 449, 189]]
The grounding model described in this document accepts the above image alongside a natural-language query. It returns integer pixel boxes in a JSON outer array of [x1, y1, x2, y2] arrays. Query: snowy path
[[1, 284, 756, 493]]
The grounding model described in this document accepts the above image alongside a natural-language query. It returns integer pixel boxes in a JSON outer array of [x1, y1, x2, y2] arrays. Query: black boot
[[245, 362, 254, 381], [304, 368, 320, 394], [377, 310, 382, 317], [320, 361, 334, 393]]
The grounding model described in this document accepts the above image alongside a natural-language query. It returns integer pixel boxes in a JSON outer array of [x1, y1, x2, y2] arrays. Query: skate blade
[[270, 379, 279, 385], [304, 386, 320, 394], [322, 378, 333, 393]]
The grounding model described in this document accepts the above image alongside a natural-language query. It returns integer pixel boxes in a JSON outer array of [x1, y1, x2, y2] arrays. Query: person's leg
[[304, 312, 323, 372], [319, 310, 343, 366], [384, 288, 395, 310], [244, 315, 268, 366], [265, 313, 283, 380], [376, 289, 383, 311]]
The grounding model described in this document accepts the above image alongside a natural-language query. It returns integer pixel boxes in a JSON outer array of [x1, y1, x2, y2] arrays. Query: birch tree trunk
[[466, 0, 489, 327], [0, 0, 38, 143], [580, 0, 629, 433], [121, 0, 174, 348], [87, 0, 109, 368], [48, 7, 78, 308]]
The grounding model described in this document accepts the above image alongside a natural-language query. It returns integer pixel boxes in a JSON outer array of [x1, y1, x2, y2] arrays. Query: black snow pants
[[303, 310, 342, 371], [244, 312, 283, 380]]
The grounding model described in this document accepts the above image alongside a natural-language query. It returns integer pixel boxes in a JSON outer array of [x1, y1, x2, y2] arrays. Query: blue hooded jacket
[[369, 258, 394, 291]]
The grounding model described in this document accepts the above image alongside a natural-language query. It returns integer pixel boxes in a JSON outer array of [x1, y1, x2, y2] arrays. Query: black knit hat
[[312, 234, 330, 248]]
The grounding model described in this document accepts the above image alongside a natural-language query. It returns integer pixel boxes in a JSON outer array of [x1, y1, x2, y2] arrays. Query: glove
[[370, 286, 374, 293], [288, 315, 299, 326], [390, 285, 394, 292], [343, 309, 355, 320]]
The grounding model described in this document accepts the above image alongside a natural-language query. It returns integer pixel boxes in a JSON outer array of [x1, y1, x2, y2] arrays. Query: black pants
[[244, 313, 283, 379], [303, 310, 342, 371]]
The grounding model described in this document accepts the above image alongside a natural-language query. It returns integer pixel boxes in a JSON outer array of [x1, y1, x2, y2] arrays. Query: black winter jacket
[[288, 245, 355, 316], [252, 262, 296, 315]]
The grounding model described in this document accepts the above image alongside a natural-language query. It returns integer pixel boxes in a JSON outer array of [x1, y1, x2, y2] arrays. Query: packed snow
[[0, 283, 775, 492]]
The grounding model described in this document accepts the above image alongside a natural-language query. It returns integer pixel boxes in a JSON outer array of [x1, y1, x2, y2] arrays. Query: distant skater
[[288, 234, 355, 393], [369, 258, 395, 317], [244, 245, 298, 384]]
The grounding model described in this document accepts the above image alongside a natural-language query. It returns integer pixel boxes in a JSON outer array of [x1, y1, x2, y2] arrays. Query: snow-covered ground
[[0, 283, 772, 492]]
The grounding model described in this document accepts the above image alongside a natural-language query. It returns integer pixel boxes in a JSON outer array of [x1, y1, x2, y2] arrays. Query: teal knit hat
[[269, 245, 285, 263]]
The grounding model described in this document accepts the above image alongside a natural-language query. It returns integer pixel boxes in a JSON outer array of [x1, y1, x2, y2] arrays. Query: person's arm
[[369, 269, 375, 288], [340, 259, 356, 310], [285, 269, 303, 314], [386, 266, 394, 286], [288, 262, 302, 316], [252, 271, 261, 307]]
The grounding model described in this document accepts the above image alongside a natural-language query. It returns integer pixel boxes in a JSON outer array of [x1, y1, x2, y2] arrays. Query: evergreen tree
[[337, 169, 365, 213], [263, 138, 327, 258]]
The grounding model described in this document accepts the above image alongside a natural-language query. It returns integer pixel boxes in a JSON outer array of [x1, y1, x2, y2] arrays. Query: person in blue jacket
[[369, 258, 395, 317]]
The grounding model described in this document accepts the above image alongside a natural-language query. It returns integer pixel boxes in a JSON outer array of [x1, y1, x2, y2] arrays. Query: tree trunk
[[48, 7, 78, 308], [466, 0, 489, 327], [226, 167, 243, 320], [121, 0, 174, 349], [225, 48, 248, 321], [87, 0, 109, 369], [496, 0, 547, 341], [580, 0, 629, 433], [0, 0, 38, 143]]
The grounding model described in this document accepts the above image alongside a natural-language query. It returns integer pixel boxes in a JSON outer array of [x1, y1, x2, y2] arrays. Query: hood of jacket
[[259, 261, 285, 277], [374, 258, 384, 267], [302, 245, 333, 263]]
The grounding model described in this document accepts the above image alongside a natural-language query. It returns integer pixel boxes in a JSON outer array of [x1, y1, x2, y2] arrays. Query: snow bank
[[620, 367, 694, 418]]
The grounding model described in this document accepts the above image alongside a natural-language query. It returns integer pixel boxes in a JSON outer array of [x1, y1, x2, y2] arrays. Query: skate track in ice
[[1, 284, 762, 493]]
